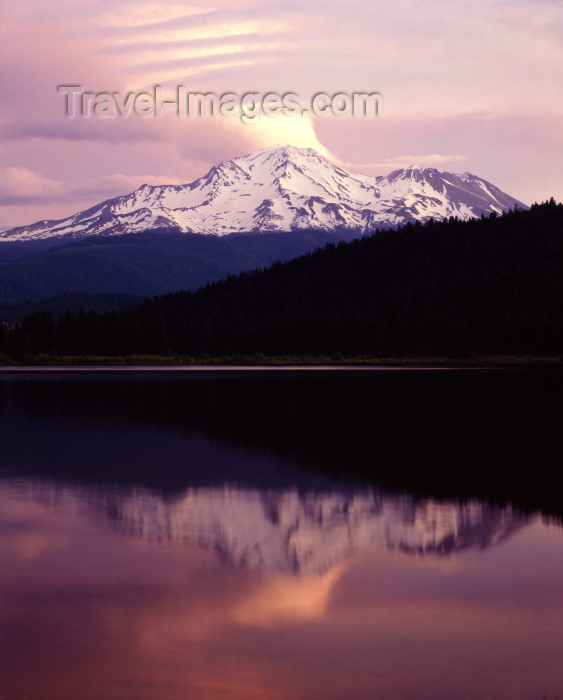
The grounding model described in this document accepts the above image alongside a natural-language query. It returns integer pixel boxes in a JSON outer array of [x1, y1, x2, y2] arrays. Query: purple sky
[[1, 0, 561, 231]]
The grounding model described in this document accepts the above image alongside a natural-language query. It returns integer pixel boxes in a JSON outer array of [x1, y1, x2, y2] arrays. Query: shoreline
[[0, 354, 562, 372]]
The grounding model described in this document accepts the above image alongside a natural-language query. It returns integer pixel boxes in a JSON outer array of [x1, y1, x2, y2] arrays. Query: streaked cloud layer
[[1, 0, 561, 229]]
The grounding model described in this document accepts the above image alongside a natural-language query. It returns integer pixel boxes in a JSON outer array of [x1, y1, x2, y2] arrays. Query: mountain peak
[[247, 143, 321, 158], [233, 144, 333, 173]]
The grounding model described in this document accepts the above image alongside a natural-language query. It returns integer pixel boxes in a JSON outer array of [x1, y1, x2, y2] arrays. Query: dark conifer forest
[[2, 200, 562, 360]]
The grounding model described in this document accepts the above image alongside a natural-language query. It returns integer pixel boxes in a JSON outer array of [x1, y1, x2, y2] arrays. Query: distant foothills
[[1, 200, 561, 362]]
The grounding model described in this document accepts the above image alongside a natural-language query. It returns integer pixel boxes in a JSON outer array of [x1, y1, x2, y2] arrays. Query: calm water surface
[[1, 369, 562, 700]]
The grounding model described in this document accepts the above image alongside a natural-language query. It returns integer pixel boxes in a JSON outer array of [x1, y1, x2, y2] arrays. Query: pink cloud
[[0, 168, 66, 204]]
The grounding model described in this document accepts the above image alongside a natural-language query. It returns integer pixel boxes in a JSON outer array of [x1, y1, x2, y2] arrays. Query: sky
[[0, 0, 562, 231]]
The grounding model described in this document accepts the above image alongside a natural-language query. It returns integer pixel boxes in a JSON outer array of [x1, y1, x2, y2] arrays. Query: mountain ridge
[[0, 145, 527, 241]]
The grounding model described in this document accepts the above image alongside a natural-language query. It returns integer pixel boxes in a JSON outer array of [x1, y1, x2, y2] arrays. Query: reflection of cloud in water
[[232, 565, 346, 626], [15, 481, 531, 576]]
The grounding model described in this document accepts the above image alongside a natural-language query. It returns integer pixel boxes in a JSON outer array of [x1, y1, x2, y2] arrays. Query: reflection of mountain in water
[[63, 485, 529, 575]]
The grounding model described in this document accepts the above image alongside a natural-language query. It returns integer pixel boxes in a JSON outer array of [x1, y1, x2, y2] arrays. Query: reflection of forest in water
[[0, 368, 562, 518]]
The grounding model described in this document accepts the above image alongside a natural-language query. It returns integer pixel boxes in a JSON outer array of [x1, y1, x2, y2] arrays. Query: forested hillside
[[2, 200, 562, 360]]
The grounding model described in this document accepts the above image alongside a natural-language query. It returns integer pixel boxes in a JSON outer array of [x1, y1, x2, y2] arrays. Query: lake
[[1, 368, 562, 700]]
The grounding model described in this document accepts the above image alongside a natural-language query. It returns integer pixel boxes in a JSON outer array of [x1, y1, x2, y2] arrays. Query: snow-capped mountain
[[0, 145, 526, 241]]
